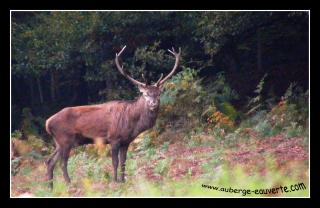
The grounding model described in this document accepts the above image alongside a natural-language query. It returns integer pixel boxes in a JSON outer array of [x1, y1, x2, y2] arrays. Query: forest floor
[[11, 130, 309, 197]]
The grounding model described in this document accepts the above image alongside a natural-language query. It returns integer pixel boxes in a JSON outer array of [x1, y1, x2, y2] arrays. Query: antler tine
[[167, 48, 175, 55], [115, 45, 145, 87], [168, 47, 182, 56], [158, 47, 181, 86], [116, 45, 127, 57], [154, 73, 164, 87], [141, 73, 148, 84]]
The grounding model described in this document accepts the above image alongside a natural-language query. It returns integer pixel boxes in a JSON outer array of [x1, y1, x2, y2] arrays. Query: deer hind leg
[[46, 146, 61, 189], [60, 145, 72, 184]]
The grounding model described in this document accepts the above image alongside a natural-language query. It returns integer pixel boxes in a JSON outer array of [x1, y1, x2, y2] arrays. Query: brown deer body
[[45, 46, 181, 188]]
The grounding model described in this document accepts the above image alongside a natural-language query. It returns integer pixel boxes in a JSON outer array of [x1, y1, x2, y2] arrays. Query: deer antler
[[115, 45, 146, 87], [154, 73, 163, 86], [156, 47, 181, 86]]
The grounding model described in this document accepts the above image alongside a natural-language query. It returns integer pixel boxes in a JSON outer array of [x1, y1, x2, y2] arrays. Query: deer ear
[[138, 85, 148, 94]]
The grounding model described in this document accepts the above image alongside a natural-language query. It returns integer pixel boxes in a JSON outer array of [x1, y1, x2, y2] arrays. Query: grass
[[11, 129, 309, 197], [11, 99, 309, 197], [154, 158, 170, 176]]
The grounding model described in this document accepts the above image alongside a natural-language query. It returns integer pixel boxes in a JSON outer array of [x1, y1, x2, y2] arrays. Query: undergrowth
[[11, 68, 309, 197]]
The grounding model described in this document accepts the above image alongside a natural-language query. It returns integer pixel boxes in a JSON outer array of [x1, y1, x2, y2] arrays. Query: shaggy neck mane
[[128, 95, 159, 129], [130, 95, 158, 115]]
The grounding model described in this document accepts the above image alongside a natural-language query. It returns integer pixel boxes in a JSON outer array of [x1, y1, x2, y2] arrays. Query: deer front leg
[[111, 143, 120, 182], [119, 144, 129, 182]]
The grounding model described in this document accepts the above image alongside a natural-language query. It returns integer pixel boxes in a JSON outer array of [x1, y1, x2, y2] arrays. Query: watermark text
[[201, 182, 306, 196]]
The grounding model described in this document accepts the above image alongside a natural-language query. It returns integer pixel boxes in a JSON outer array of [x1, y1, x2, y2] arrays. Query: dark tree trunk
[[222, 38, 239, 73], [50, 70, 55, 102], [55, 72, 59, 101], [36, 77, 44, 104], [226, 53, 238, 72], [28, 77, 34, 106], [73, 65, 88, 105]]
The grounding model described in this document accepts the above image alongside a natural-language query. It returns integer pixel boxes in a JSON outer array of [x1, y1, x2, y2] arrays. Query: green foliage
[[25, 150, 44, 160], [224, 128, 244, 145], [133, 42, 173, 74], [282, 82, 308, 125], [284, 122, 304, 139], [243, 82, 308, 139], [160, 141, 170, 151], [204, 72, 239, 105], [219, 101, 239, 121], [68, 151, 111, 182], [160, 67, 200, 106], [11, 130, 22, 138], [159, 67, 203, 130], [246, 73, 268, 115], [52, 180, 69, 196], [242, 110, 267, 128], [19, 107, 47, 139], [201, 72, 239, 132], [11, 157, 21, 176], [201, 150, 224, 175], [146, 148, 157, 160], [136, 134, 153, 151], [13, 12, 97, 71], [187, 136, 202, 148], [254, 120, 274, 138], [154, 158, 170, 175], [21, 107, 35, 135], [126, 159, 138, 176], [12, 11, 308, 137], [159, 68, 240, 137], [201, 103, 217, 120]]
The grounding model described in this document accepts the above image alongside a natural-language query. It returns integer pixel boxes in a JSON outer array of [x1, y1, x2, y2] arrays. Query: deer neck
[[134, 95, 159, 115], [132, 95, 159, 127]]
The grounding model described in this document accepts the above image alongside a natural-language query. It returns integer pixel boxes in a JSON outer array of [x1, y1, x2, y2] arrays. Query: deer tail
[[45, 116, 54, 136]]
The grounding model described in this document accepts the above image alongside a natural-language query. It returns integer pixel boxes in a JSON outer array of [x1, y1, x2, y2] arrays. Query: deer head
[[115, 45, 181, 111]]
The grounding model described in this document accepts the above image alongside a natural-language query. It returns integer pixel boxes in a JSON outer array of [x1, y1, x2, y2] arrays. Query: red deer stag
[[45, 45, 181, 188]]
